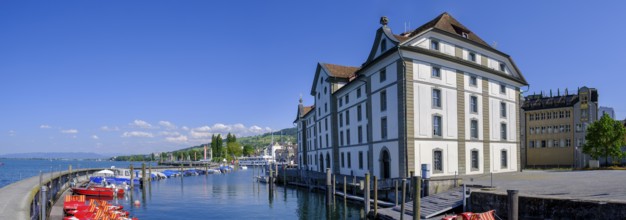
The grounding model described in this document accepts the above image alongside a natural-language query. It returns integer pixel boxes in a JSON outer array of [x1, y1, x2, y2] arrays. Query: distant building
[[295, 13, 528, 179], [521, 87, 598, 168], [598, 106, 615, 119]]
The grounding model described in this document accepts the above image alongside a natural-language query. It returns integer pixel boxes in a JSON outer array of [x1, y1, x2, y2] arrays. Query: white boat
[[240, 166, 248, 170]]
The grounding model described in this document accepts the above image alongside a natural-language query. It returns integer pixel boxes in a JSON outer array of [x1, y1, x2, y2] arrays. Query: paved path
[[463, 170, 626, 202], [0, 175, 40, 220]]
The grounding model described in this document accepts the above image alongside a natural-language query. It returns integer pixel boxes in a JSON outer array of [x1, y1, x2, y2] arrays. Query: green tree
[[583, 113, 626, 166], [243, 145, 255, 156], [216, 134, 223, 158]]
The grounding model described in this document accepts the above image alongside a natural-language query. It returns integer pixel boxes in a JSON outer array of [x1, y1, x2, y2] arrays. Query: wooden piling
[[394, 180, 398, 206], [149, 164, 152, 181], [507, 190, 519, 220], [373, 175, 378, 217], [130, 164, 134, 189], [400, 179, 406, 220], [413, 176, 421, 220], [343, 176, 347, 201], [364, 173, 370, 215], [325, 168, 332, 207], [142, 163, 146, 185]]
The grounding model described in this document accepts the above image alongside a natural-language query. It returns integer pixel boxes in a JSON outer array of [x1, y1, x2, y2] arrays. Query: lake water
[[0, 159, 365, 219]]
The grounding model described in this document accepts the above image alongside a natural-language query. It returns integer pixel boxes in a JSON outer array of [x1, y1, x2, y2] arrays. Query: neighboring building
[[598, 106, 615, 119], [275, 143, 296, 164], [294, 13, 528, 179], [521, 87, 598, 168]]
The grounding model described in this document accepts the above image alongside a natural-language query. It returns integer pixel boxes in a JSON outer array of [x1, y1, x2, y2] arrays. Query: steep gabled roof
[[322, 63, 360, 79], [293, 105, 315, 123], [399, 12, 490, 48]]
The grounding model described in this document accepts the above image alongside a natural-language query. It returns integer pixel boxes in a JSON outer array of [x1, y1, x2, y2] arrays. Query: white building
[[295, 13, 528, 179], [598, 106, 615, 119]]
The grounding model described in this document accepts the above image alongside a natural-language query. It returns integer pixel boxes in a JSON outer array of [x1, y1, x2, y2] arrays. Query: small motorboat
[[240, 166, 248, 170], [72, 183, 124, 197]]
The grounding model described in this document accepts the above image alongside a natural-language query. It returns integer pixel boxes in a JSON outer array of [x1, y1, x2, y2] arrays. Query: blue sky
[[1, 1, 625, 155]]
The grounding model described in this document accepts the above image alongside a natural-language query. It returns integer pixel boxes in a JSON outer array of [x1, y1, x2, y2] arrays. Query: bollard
[[413, 176, 421, 220], [343, 176, 347, 201], [400, 179, 406, 220], [507, 190, 519, 220], [40, 185, 47, 220], [142, 163, 147, 185], [364, 173, 370, 215], [373, 175, 378, 217], [130, 164, 134, 189], [394, 180, 398, 206], [326, 168, 332, 207], [462, 184, 467, 211]]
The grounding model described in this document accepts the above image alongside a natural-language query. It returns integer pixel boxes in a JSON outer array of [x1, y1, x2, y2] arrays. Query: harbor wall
[[470, 191, 626, 219]]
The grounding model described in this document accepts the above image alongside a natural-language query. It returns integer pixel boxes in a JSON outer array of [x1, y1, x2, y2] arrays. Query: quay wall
[[0, 168, 101, 220], [470, 191, 626, 219]]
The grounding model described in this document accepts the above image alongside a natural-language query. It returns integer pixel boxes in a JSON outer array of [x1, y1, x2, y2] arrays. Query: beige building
[[521, 87, 598, 168]]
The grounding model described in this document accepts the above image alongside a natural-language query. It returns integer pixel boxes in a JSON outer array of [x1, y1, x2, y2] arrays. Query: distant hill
[[0, 152, 108, 160], [173, 127, 297, 152]]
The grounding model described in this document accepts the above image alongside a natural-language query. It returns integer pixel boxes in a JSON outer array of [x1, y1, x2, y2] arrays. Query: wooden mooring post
[[141, 163, 146, 187], [325, 168, 332, 207], [508, 190, 519, 220], [373, 175, 378, 217], [343, 176, 347, 201], [400, 179, 406, 220], [394, 180, 398, 206], [413, 176, 421, 220], [130, 164, 134, 189], [364, 173, 370, 215]]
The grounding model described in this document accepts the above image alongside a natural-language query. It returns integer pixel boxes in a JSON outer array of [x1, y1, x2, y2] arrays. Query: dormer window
[[381, 40, 387, 52], [431, 40, 439, 51], [499, 62, 505, 72], [462, 32, 469, 38]]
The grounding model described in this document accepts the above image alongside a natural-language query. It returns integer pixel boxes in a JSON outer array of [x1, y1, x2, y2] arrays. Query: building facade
[[598, 106, 615, 119], [295, 13, 528, 179], [521, 87, 598, 168]]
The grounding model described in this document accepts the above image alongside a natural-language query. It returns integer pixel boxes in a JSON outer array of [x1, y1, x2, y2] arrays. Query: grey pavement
[[0, 175, 40, 220], [462, 170, 626, 202]]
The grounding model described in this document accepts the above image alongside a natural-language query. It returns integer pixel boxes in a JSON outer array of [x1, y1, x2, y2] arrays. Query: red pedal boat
[[71, 186, 123, 197]]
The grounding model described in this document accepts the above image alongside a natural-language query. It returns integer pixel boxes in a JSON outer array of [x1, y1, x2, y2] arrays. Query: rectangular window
[[325, 103, 328, 113], [432, 66, 441, 78], [501, 123, 507, 140], [358, 126, 363, 144], [470, 75, 477, 86], [347, 152, 352, 168], [339, 113, 343, 127], [339, 98, 343, 107], [469, 52, 476, 62], [499, 62, 505, 72], [345, 95, 349, 104], [471, 119, 478, 139], [470, 96, 478, 113], [380, 90, 387, 111], [381, 117, 388, 140], [346, 129, 351, 145], [357, 87, 361, 98], [500, 84, 506, 94], [431, 40, 439, 51], [341, 152, 345, 168], [340, 131, 344, 146], [529, 141, 535, 148], [501, 151, 508, 168], [346, 111, 350, 125], [433, 150, 443, 172], [358, 151, 363, 169], [380, 69, 386, 82], [471, 150, 479, 170], [501, 102, 507, 118], [325, 118, 328, 130], [357, 105, 362, 121], [325, 134, 329, 147], [541, 140, 546, 148], [433, 115, 442, 137], [432, 89, 441, 108]]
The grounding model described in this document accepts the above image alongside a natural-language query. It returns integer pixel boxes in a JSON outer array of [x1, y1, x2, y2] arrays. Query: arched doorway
[[319, 154, 324, 171], [380, 149, 391, 179]]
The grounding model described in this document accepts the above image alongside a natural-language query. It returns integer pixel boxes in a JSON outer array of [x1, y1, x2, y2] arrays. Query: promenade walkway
[[463, 170, 626, 202], [0, 175, 40, 220]]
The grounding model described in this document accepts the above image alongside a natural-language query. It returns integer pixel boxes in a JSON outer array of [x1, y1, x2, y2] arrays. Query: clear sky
[[1, 1, 625, 155]]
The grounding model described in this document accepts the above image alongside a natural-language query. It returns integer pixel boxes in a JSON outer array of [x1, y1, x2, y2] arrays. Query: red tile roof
[[322, 63, 360, 79], [398, 12, 490, 48]]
